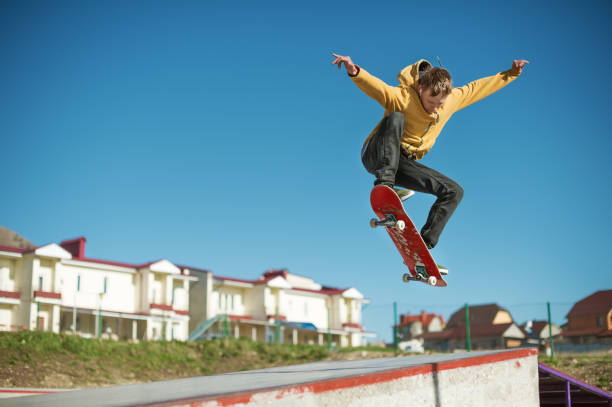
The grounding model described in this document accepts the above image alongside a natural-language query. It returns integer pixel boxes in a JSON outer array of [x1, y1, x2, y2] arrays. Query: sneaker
[[393, 187, 415, 201]]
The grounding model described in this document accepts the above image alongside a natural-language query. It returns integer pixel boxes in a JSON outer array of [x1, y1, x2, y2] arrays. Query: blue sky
[[2, 0, 611, 342]]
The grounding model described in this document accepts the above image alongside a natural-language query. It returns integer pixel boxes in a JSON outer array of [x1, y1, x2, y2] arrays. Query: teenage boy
[[332, 54, 528, 249]]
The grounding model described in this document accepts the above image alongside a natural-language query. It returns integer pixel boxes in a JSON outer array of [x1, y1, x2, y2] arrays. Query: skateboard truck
[[369, 214, 406, 231], [402, 265, 438, 286]]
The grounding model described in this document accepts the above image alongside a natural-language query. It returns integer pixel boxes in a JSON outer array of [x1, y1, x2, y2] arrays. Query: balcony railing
[[150, 303, 190, 316], [33, 290, 61, 300], [0, 290, 21, 299], [150, 303, 173, 311]]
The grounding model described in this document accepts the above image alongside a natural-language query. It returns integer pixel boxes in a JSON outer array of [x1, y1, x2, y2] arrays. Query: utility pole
[[465, 303, 471, 352], [327, 303, 332, 350], [393, 302, 398, 353], [72, 275, 80, 334], [275, 298, 280, 344], [547, 302, 555, 360], [97, 293, 103, 338]]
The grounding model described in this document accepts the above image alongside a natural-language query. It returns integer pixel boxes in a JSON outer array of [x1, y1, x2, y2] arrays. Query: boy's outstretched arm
[[331, 52, 403, 111], [452, 59, 530, 112]]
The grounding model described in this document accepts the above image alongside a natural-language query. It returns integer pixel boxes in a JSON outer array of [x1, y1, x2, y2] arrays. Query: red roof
[[0, 245, 29, 253], [521, 321, 551, 337], [261, 269, 288, 280], [214, 272, 348, 296], [447, 304, 512, 327], [421, 323, 519, 341], [398, 311, 445, 328], [566, 290, 612, 319], [215, 275, 268, 285]]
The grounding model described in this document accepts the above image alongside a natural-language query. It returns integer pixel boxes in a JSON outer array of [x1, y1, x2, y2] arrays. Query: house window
[[597, 316, 604, 327], [103, 277, 108, 294], [77, 275, 81, 292], [38, 276, 43, 291]]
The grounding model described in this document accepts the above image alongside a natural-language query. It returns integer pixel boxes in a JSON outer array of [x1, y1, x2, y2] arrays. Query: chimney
[[262, 269, 288, 280], [60, 237, 86, 259]]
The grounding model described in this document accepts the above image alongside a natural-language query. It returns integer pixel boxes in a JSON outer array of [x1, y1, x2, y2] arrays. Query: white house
[[188, 269, 370, 347], [0, 237, 196, 341], [0, 231, 372, 347]]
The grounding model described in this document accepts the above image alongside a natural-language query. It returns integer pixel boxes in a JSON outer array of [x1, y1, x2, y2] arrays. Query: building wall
[[283, 291, 328, 328], [60, 263, 136, 312], [243, 285, 266, 321]]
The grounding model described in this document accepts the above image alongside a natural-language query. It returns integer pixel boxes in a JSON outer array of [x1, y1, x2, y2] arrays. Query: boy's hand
[[512, 59, 529, 74], [332, 53, 358, 76]]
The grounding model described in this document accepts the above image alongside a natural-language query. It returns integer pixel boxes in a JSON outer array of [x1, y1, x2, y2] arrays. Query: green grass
[[0, 331, 336, 387]]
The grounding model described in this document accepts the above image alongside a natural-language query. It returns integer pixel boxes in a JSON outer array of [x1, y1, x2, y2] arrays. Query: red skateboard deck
[[370, 185, 447, 287]]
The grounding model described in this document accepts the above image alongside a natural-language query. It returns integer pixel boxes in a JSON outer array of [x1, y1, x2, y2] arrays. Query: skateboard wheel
[[428, 276, 437, 286], [369, 218, 378, 228], [396, 220, 406, 230], [402, 273, 411, 283]]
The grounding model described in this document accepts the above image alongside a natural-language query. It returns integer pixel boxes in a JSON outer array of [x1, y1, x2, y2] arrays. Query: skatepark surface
[[0, 348, 539, 407]]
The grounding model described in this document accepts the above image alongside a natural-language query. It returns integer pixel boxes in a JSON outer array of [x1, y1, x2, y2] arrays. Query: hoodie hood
[[397, 59, 432, 90]]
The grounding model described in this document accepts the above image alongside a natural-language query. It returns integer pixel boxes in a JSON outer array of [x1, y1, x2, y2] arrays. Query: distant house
[[562, 290, 612, 344], [521, 320, 562, 349], [421, 304, 525, 352], [396, 310, 444, 341], [188, 269, 372, 347]]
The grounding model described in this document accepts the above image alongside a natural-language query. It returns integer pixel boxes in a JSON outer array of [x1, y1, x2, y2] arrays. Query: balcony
[[150, 303, 190, 317], [0, 290, 21, 305], [33, 290, 62, 304], [150, 303, 173, 311]]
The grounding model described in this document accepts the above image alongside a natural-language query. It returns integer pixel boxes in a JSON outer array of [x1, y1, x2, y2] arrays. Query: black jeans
[[361, 112, 463, 248]]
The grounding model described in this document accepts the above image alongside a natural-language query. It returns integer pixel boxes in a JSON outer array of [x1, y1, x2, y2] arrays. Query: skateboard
[[369, 185, 447, 287]]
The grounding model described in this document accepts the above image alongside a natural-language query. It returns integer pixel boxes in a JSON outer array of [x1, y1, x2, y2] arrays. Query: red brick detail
[[0, 290, 21, 299], [174, 310, 189, 315], [150, 303, 173, 311], [343, 322, 363, 330], [60, 237, 87, 258], [33, 291, 61, 299], [267, 315, 287, 321]]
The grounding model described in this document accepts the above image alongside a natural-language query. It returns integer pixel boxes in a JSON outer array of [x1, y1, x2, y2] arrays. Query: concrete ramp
[[1, 348, 539, 407]]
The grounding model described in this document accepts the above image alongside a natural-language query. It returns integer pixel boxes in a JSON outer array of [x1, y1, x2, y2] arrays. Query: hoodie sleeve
[[451, 67, 521, 112], [350, 66, 404, 111]]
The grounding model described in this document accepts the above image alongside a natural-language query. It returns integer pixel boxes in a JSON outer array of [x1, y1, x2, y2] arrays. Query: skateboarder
[[332, 54, 528, 249]]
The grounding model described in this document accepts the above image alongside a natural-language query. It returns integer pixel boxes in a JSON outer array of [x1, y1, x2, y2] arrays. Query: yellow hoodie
[[352, 59, 521, 160]]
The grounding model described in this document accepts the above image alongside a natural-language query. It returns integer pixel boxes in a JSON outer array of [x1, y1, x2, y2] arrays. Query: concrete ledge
[[1, 348, 539, 407]]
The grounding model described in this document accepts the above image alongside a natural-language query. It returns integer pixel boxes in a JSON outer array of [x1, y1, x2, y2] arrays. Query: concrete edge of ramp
[[1, 348, 539, 407], [190, 348, 539, 407]]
